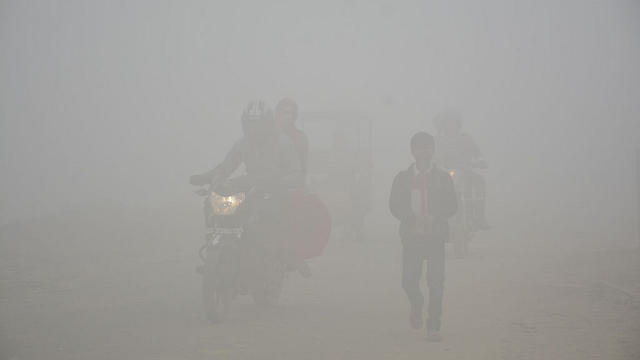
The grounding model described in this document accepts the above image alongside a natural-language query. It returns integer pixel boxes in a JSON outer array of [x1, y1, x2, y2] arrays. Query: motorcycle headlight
[[210, 191, 246, 215], [448, 169, 462, 185]]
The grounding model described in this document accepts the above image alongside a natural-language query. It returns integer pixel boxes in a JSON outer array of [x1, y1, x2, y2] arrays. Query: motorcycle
[[446, 162, 485, 259], [195, 177, 287, 323]]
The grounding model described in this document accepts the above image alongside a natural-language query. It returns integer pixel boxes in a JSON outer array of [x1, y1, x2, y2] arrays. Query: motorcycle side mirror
[[195, 188, 210, 197]]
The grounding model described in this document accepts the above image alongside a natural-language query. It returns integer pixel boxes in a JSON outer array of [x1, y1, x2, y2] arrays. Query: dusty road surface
[[1, 204, 639, 360]]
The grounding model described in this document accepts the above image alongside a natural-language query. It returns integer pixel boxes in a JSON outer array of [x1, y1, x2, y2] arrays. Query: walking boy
[[389, 132, 458, 341]]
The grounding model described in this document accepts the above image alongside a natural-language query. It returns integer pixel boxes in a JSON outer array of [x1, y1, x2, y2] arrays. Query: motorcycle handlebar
[[192, 170, 289, 197], [204, 176, 274, 197]]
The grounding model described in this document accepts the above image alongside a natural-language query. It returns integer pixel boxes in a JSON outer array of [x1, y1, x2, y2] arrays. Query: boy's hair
[[410, 132, 435, 150]]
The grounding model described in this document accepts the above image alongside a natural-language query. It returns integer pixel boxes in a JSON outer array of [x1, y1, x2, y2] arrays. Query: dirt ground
[[1, 204, 639, 360]]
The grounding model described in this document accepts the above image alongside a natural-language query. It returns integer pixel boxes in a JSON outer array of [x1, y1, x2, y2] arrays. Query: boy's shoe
[[409, 309, 423, 330]]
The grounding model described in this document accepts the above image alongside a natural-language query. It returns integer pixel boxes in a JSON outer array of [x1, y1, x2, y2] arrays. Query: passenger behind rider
[[432, 109, 492, 230], [273, 98, 313, 278], [189, 100, 304, 272], [274, 98, 309, 185]]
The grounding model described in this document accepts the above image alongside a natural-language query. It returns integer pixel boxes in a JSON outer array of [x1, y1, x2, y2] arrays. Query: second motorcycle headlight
[[448, 169, 462, 185], [210, 191, 246, 215]]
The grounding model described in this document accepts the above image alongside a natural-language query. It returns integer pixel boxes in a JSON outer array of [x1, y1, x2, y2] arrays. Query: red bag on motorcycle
[[280, 190, 332, 259]]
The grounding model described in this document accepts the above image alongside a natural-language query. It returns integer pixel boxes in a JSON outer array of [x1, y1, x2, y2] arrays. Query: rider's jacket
[[201, 130, 303, 189], [433, 133, 482, 170]]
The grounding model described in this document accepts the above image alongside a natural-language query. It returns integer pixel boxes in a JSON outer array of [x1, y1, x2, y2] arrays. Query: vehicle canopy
[[297, 111, 374, 240], [298, 110, 373, 183]]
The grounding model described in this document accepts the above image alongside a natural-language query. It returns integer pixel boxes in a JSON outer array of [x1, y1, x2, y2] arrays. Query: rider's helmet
[[241, 100, 274, 142], [434, 109, 463, 136]]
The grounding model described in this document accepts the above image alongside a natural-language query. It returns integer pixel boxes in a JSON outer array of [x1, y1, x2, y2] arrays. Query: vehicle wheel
[[202, 247, 228, 323], [463, 232, 471, 254]]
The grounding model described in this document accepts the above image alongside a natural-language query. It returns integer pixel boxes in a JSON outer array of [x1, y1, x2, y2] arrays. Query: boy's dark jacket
[[389, 163, 458, 241]]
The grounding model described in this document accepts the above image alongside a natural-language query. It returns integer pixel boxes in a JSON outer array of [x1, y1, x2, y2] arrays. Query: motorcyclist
[[190, 100, 303, 190], [432, 109, 492, 230], [190, 101, 304, 270], [275, 98, 309, 185]]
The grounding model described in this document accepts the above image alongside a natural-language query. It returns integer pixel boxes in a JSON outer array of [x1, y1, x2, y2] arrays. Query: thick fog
[[2, 0, 639, 228], [3, 1, 640, 359]]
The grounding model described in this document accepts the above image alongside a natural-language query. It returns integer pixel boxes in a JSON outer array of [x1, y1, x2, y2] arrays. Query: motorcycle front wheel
[[202, 246, 232, 323]]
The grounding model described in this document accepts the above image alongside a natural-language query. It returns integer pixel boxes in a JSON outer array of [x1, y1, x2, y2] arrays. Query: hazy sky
[[1, 0, 639, 226]]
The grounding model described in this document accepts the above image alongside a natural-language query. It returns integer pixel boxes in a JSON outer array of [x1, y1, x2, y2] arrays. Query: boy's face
[[412, 144, 434, 164]]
